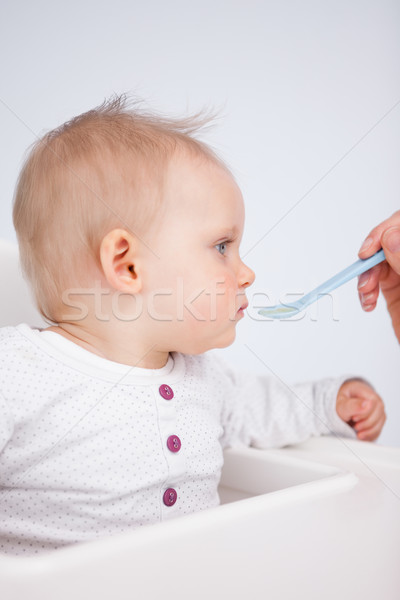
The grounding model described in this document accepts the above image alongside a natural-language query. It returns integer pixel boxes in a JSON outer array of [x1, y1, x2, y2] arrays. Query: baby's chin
[[181, 329, 237, 355]]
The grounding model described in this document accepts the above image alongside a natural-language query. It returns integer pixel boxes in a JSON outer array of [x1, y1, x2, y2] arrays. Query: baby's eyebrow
[[214, 226, 240, 240]]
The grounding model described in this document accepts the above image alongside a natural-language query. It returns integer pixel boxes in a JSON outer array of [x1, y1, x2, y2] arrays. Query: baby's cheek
[[212, 275, 238, 321], [182, 275, 229, 322]]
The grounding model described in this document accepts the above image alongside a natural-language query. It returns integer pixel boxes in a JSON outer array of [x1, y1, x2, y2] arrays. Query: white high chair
[[0, 239, 399, 600]]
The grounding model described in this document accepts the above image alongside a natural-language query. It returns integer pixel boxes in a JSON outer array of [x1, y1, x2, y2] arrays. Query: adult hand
[[358, 210, 400, 342]]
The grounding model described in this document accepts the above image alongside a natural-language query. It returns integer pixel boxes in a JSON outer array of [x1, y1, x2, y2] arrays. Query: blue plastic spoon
[[258, 248, 386, 319]]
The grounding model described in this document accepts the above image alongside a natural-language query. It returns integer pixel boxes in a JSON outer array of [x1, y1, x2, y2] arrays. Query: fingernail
[[359, 237, 373, 253], [358, 273, 369, 289], [361, 292, 374, 304], [362, 304, 374, 311], [383, 227, 400, 253], [362, 400, 369, 408]]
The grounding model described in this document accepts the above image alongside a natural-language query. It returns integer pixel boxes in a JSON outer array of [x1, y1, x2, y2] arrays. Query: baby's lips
[[238, 300, 249, 312]]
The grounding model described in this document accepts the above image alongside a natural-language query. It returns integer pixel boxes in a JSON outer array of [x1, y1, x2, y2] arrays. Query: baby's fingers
[[353, 403, 386, 440], [355, 414, 386, 441], [353, 405, 383, 431]]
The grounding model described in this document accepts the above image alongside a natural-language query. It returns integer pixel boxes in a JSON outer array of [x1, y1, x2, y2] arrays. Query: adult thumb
[[382, 227, 400, 275]]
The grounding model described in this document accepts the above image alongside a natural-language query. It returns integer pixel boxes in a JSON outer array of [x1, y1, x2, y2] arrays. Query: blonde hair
[[13, 95, 222, 323]]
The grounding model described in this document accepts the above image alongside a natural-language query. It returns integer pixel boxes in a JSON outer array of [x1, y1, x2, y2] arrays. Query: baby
[[0, 96, 385, 555]]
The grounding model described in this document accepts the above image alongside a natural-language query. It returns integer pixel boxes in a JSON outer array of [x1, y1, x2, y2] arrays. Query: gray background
[[1, 0, 399, 445]]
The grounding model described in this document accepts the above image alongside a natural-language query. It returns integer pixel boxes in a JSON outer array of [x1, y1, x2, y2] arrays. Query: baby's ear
[[100, 229, 142, 293]]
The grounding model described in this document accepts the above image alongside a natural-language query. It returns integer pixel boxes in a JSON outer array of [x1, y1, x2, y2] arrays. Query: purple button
[[159, 384, 174, 400], [163, 488, 177, 507], [167, 435, 181, 453]]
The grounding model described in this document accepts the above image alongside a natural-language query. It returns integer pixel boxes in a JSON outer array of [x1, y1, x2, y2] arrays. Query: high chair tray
[[0, 436, 399, 600]]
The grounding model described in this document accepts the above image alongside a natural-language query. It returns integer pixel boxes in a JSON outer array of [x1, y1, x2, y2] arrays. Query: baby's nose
[[239, 261, 255, 288]]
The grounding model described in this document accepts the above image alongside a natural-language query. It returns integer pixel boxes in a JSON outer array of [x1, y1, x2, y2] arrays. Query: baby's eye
[[215, 242, 228, 255]]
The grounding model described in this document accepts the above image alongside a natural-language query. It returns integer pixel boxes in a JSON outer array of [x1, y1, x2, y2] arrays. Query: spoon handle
[[298, 248, 386, 308]]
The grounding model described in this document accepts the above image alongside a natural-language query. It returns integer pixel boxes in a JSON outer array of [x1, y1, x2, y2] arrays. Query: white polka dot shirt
[[0, 324, 354, 555]]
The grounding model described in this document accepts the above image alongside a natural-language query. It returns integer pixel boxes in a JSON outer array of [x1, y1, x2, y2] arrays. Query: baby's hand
[[336, 379, 386, 441]]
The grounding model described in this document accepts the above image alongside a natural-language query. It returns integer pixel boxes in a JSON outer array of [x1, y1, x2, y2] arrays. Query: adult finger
[[359, 210, 400, 259], [357, 264, 383, 295], [381, 227, 400, 277], [358, 288, 379, 312]]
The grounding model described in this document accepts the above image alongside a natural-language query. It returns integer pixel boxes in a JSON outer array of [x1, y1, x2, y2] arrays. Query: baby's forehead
[[161, 152, 244, 227], [165, 151, 238, 200]]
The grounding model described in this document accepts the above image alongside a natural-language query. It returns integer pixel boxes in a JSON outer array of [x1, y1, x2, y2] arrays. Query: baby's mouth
[[237, 300, 249, 313]]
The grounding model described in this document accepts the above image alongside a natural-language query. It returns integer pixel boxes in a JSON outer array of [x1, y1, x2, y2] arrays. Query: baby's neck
[[44, 323, 170, 369]]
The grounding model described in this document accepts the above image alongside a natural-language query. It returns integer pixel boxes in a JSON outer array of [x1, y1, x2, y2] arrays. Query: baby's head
[[13, 96, 255, 357]]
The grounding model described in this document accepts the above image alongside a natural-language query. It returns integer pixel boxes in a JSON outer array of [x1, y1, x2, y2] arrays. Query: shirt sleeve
[[213, 354, 357, 449], [0, 390, 14, 453]]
